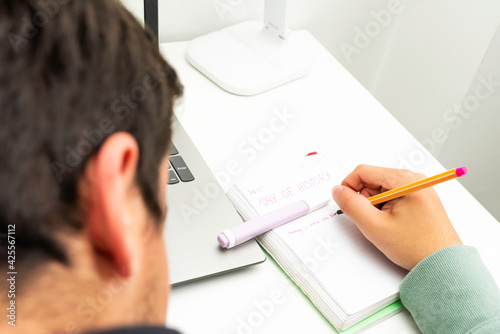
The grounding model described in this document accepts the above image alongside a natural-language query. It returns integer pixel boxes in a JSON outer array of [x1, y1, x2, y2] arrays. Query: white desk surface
[[160, 31, 500, 334]]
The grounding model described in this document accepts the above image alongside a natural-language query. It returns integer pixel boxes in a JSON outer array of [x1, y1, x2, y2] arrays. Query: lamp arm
[[264, 0, 290, 39]]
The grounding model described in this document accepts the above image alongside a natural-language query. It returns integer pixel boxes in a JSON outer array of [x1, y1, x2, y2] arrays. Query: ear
[[85, 132, 140, 278]]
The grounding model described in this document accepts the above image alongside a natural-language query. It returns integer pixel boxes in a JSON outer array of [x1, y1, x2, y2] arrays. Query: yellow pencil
[[336, 167, 468, 215]]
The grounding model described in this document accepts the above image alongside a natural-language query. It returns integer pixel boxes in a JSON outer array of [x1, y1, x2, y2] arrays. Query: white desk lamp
[[186, 0, 314, 96]]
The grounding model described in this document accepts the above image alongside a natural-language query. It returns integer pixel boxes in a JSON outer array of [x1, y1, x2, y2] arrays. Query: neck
[[0, 241, 141, 334]]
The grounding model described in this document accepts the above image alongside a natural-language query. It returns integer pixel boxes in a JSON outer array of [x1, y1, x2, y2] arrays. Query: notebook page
[[236, 155, 406, 315]]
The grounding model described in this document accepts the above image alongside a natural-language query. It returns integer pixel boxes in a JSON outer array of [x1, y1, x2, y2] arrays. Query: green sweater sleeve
[[400, 245, 500, 333]]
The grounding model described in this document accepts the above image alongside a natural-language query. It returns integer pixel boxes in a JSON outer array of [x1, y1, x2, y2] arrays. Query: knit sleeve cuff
[[400, 245, 500, 334]]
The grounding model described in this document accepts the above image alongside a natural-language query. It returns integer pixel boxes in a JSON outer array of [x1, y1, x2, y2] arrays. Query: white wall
[[121, 0, 500, 220], [120, 0, 144, 22], [438, 27, 500, 221]]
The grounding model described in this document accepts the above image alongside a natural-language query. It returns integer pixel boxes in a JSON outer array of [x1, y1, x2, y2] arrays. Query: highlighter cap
[[217, 234, 230, 248], [217, 229, 237, 249]]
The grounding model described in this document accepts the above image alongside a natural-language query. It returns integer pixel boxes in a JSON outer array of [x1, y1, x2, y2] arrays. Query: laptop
[[141, 1, 266, 284], [166, 117, 265, 284]]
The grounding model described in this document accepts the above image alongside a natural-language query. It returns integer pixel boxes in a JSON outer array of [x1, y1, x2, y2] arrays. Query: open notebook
[[227, 154, 407, 333]]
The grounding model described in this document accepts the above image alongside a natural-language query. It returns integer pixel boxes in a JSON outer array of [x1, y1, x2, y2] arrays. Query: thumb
[[331, 185, 380, 226]]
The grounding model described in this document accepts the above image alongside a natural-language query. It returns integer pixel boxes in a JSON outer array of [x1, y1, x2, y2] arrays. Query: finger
[[341, 165, 423, 193], [359, 187, 381, 198], [332, 185, 382, 227]]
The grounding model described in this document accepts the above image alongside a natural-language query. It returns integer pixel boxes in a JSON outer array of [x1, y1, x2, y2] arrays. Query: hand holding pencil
[[331, 165, 464, 271]]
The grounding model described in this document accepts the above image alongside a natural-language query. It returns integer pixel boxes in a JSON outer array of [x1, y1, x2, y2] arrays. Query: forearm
[[400, 245, 500, 333]]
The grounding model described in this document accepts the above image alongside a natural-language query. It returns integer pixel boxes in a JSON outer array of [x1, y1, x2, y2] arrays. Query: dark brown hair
[[0, 0, 182, 268]]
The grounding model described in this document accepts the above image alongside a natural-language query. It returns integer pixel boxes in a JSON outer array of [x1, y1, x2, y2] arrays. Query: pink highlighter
[[217, 196, 330, 249]]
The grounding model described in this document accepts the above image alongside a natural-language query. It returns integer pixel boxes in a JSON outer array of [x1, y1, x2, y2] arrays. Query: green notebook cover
[[340, 301, 404, 333]]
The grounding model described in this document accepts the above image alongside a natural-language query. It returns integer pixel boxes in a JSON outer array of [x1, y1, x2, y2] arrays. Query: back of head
[[0, 0, 182, 275]]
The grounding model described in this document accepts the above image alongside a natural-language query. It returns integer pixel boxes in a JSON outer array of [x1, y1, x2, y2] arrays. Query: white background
[[121, 0, 500, 221]]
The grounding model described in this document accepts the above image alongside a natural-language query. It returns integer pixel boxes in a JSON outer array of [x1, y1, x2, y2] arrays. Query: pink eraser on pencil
[[456, 167, 468, 177]]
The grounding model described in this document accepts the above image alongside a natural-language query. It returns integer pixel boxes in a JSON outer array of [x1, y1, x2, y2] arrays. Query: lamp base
[[186, 21, 314, 96]]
